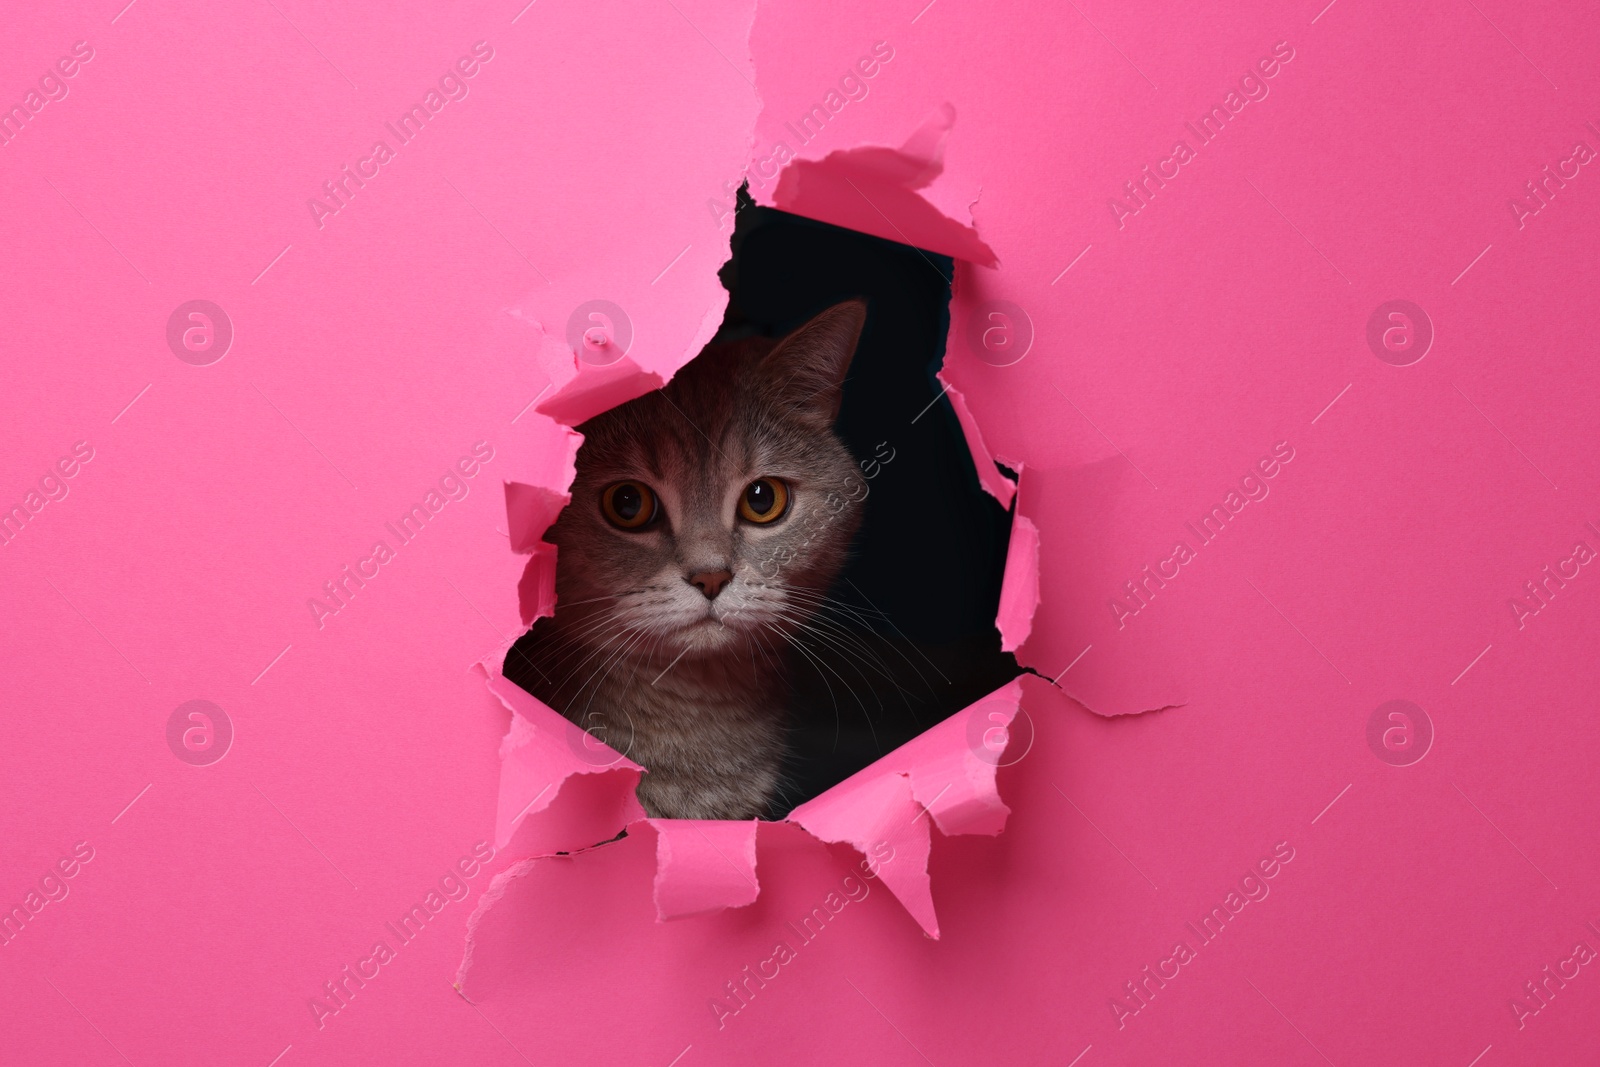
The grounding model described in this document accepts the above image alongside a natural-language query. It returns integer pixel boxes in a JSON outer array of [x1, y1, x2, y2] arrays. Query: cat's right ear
[[757, 299, 867, 429]]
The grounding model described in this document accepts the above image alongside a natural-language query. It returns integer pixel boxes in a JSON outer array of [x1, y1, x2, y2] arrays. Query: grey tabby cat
[[512, 300, 868, 819]]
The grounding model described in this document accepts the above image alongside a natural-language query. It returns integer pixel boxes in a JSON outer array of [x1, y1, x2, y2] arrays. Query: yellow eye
[[739, 478, 789, 524], [601, 481, 658, 529]]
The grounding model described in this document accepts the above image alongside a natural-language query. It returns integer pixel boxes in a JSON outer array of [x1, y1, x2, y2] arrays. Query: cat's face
[[545, 301, 868, 661]]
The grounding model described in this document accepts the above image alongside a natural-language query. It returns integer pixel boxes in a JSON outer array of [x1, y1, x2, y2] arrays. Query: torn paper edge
[[758, 104, 998, 267], [472, 91, 1053, 944], [649, 818, 762, 921], [937, 371, 1017, 509], [997, 513, 1040, 653], [482, 665, 647, 850]]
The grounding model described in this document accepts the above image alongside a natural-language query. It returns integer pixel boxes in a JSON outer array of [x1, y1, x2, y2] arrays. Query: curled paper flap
[[539, 351, 666, 430], [485, 668, 646, 852], [787, 768, 937, 936], [785, 677, 1025, 937], [501, 390, 584, 495], [770, 105, 998, 267], [515, 541, 560, 628], [650, 819, 761, 921], [871, 676, 1021, 840], [531, 278, 732, 429], [998, 515, 1041, 653], [939, 373, 1017, 508], [503, 483, 571, 555], [497, 398, 582, 626]]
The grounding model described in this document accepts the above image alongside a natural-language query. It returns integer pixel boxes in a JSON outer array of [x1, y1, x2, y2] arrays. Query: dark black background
[[718, 197, 1019, 812]]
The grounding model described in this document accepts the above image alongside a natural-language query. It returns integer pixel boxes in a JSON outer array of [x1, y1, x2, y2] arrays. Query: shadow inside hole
[[504, 194, 1020, 815], [719, 199, 1019, 812]]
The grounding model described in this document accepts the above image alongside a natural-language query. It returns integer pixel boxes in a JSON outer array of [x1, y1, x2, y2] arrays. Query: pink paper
[[768, 102, 998, 266], [997, 512, 1040, 653], [8, 0, 1600, 1064], [938, 373, 1017, 508], [484, 669, 646, 855], [651, 819, 761, 921]]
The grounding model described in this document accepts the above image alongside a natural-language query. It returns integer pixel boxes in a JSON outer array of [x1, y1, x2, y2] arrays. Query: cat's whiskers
[[767, 606, 911, 702], [563, 585, 713, 700], [778, 588, 940, 696], [776, 585, 885, 621], [545, 588, 683, 664], [767, 624, 843, 717], [777, 600, 925, 698], [773, 622, 881, 753], [531, 593, 655, 673], [565, 629, 653, 747], [767, 609, 902, 716], [531, 607, 638, 684], [552, 588, 647, 611], [819, 581, 953, 686], [537, 606, 672, 704], [568, 623, 652, 717], [764, 614, 880, 717]]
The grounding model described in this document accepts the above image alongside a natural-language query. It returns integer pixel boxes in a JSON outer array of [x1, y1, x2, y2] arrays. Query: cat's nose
[[687, 569, 732, 599]]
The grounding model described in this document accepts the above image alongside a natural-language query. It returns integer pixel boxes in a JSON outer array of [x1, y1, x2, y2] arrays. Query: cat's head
[[546, 300, 868, 660]]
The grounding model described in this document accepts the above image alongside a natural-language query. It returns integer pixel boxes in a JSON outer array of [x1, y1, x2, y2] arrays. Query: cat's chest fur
[[520, 627, 788, 820]]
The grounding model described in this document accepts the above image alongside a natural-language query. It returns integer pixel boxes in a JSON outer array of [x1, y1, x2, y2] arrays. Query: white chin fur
[[627, 581, 787, 652]]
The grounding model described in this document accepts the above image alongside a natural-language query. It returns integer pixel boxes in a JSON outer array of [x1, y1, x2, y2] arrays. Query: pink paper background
[[5, 0, 1600, 1064]]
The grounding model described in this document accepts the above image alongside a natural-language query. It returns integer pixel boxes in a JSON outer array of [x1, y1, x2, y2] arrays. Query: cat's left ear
[[758, 299, 866, 428]]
